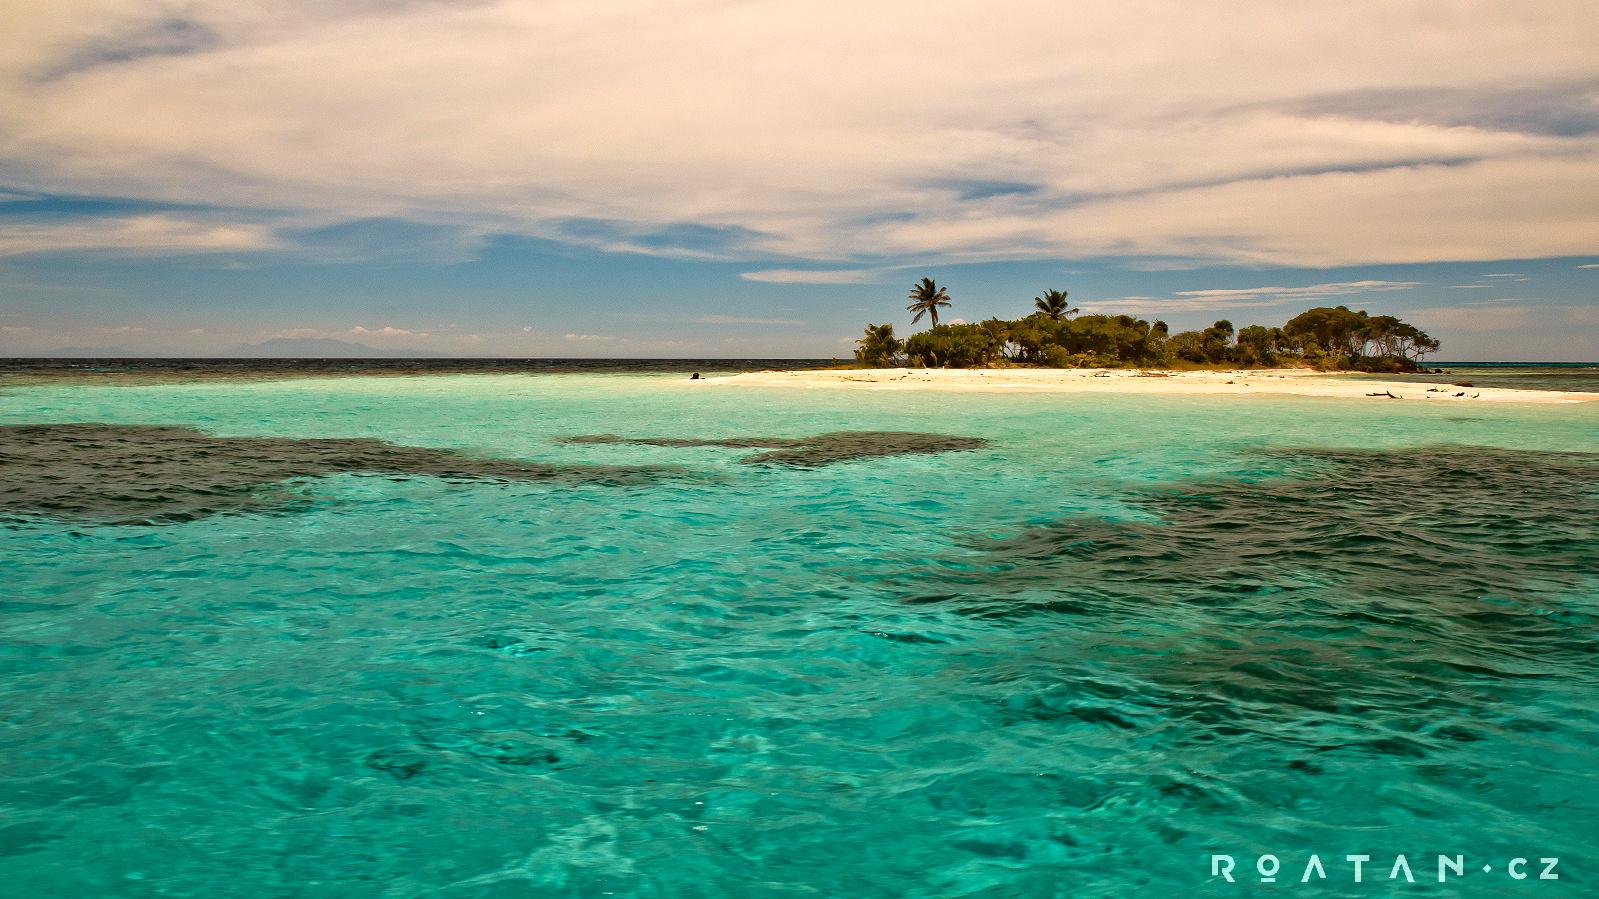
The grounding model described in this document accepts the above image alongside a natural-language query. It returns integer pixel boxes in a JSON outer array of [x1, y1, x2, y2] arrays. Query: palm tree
[[907, 277, 952, 328], [1033, 288, 1077, 321]]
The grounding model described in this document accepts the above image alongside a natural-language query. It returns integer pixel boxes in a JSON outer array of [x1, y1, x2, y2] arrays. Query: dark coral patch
[[0, 423, 681, 525], [560, 430, 987, 467], [884, 445, 1599, 744], [898, 445, 1599, 620]]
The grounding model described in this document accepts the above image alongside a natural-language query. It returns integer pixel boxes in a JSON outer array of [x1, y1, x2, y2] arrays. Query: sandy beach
[[697, 367, 1599, 404]]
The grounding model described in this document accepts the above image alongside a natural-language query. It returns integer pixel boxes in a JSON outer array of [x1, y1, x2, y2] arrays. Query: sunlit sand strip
[[694, 368, 1599, 404]]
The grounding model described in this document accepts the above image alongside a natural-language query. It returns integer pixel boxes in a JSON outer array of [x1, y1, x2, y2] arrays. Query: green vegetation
[[855, 281, 1440, 371], [853, 322, 902, 367], [1033, 288, 1077, 321], [905, 277, 952, 328]]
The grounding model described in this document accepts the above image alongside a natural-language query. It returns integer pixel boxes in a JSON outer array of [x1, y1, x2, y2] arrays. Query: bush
[[904, 323, 1005, 367]]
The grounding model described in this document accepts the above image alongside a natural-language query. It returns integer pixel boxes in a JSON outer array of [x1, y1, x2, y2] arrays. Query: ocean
[[1345, 362, 1599, 393], [2, 363, 1596, 897]]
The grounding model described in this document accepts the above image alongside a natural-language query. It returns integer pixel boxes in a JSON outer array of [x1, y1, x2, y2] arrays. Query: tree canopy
[[906, 278, 952, 328], [862, 288, 1438, 371], [1033, 289, 1076, 320]]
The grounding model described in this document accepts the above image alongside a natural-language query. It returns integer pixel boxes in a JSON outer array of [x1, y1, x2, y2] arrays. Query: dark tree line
[[856, 281, 1439, 370]]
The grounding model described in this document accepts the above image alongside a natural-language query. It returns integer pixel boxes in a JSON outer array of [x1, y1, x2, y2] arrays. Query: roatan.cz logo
[[1210, 854, 1560, 885]]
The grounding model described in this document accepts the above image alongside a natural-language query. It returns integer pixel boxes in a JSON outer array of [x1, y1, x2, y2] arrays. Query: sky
[[1, 1, 1597, 359]]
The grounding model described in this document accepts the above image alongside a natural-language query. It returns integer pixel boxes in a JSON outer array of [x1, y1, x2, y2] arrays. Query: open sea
[[1, 361, 1597, 897]]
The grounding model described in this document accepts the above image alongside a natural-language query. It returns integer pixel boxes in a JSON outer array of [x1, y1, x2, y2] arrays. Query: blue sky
[[2, 2, 1597, 359]]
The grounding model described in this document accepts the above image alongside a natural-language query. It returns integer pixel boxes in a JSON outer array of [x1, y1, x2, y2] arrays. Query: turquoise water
[[2, 373, 1597, 897]]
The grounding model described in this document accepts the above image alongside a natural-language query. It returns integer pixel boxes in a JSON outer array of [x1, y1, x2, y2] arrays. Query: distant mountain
[[226, 337, 445, 358]]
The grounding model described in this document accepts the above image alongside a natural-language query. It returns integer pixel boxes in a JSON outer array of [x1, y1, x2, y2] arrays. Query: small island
[[856, 278, 1441, 372], [697, 279, 1599, 404]]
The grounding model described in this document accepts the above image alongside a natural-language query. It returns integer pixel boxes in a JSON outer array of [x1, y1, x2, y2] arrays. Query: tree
[[1199, 319, 1236, 363], [1234, 325, 1279, 367], [858, 297, 1437, 371], [1361, 315, 1404, 359], [1167, 330, 1209, 364], [1284, 306, 1369, 359], [1033, 288, 1077, 321], [903, 322, 1004, 367], [906, 277, 952, 328], [1362, 316, 1439, 366], [854, 323, 903, 367], [1393, 324, 1440, 363]]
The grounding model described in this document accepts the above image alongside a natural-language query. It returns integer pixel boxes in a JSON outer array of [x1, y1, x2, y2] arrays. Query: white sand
[[692, 367, 1599, 404]]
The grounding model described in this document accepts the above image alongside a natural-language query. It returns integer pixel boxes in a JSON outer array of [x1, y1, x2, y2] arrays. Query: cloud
[[2, 2, 1598, 266], [1449, 273, 1529, 289], [559, 333, 695, 352], [350, 325, 432, 339], [693, 314, 803, 326], [1083, 297, 1286, 314], [1172, 280, 1418, 302], [1085, 280, 1418, 313], [1275, 81, 1599, 138], [740, 269, 886, 285], [0, 213, 278, 256], [37, 15, 221, 81]]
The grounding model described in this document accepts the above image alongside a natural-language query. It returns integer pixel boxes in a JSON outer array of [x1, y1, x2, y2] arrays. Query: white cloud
[[740, 269, 886, 284], [558, 333, 693, 351], [1448, 274, 1529, 288], [350, 325, 432, 339], [1084, 297, 1297, 314], [1173, 280, 1418, 302], [1083, 280, 1418, 314], [0, 214, 277, 256], [694, 314, 803, 326], [2, 2, 1598, 266]]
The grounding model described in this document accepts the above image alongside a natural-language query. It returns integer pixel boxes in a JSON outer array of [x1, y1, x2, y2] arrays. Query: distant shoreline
[[0, 357, 840, 385], [1, 358, 1594, 399], [3, 357, 1593, 365], [694, 367, 1599, 404]]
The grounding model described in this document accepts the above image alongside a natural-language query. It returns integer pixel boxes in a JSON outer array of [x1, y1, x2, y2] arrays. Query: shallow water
[[1, 373, 1596, 897], [1347, 362, 1599, 393]]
